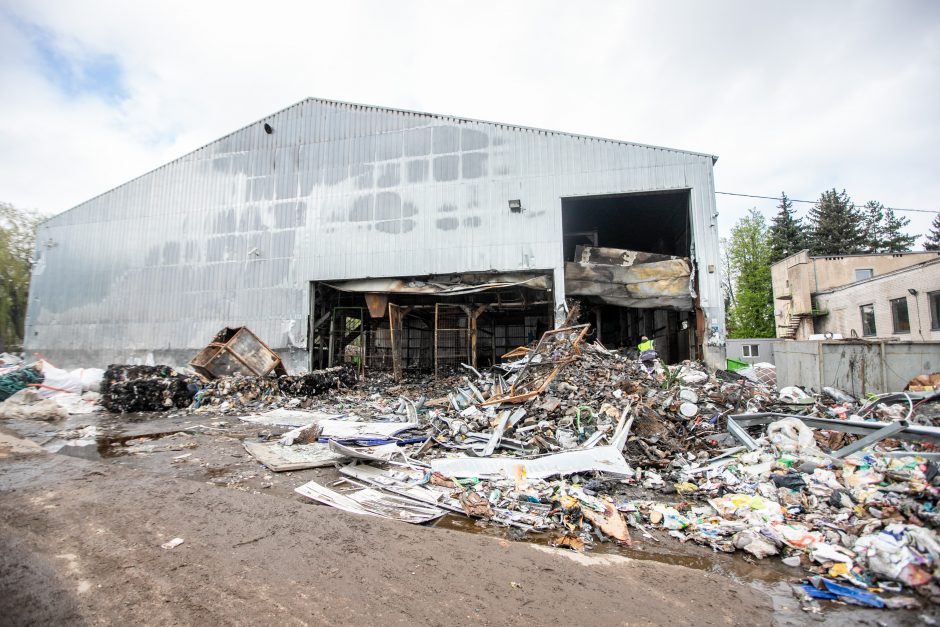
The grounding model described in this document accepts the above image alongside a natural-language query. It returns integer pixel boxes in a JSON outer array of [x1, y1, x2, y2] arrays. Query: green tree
[[806, 189, 866, 255], [923, 213, 940, 251], [861, 200, 916, 252], [767, 192, 805, 263], [0, 202, 42, 352], [726, 208, 774, 338], [860, 200, 885, 251], [719, 237, 735, 311]]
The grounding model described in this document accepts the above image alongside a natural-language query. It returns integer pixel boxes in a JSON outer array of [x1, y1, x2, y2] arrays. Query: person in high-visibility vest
[[637, 335, 658, 368]]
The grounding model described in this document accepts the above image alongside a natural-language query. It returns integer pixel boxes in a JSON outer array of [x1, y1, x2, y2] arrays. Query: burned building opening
[[308, 273, 554, 377], [561, 190, 698, 363]]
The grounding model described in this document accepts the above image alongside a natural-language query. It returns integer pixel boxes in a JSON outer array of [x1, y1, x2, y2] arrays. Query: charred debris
[[3, 313, 940, 613]]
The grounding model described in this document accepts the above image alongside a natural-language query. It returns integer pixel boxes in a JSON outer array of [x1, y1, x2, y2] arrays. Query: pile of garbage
[[247, 322, 940, 610], [0, 361, 104, 419], [4, 321, 940, 609], [191, 365, 359, 414]]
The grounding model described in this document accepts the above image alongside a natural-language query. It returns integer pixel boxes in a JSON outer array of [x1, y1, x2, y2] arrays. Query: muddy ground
[[0, 412, 932, 625]]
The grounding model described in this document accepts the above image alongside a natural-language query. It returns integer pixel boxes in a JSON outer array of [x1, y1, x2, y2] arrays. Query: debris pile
[[0, 388, 69, 422], [264, 321, 940, 611], [277, 365, 359, 396], [192, 364, 358, 413], [100, 365, 197, 412]]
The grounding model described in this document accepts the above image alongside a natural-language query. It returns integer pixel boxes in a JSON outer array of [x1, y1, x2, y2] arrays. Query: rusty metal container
[[190, 327, 287, 379]]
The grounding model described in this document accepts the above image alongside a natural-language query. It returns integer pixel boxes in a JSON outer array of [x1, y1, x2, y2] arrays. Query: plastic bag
[[74, 368, 105, 392], [778, 386, 812, 404], [36, 363, 83, 397], [853, 524, 938, 586], [767, 418, 819, 455]]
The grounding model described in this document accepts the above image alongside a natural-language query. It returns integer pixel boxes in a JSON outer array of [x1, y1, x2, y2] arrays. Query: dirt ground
[[0, 413, 931, 625]]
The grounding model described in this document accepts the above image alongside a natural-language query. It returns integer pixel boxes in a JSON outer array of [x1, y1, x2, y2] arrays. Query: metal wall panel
[[25, 98, 724, 370]]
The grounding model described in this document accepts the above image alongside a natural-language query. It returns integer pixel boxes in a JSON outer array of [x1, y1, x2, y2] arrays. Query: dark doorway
[[561, 190, 697, 361], [561, 189, 692, 260]]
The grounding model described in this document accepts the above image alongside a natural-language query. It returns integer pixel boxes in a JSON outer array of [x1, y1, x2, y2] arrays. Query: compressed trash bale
[[277, 365, 358, 397], [100, 365, 197, 412]]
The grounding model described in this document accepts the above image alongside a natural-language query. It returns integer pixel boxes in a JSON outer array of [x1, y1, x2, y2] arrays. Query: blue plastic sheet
[[800, 577, 885, 608]]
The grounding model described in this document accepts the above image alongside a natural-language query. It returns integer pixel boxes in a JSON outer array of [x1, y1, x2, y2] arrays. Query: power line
[[715, 191, 938, 215]]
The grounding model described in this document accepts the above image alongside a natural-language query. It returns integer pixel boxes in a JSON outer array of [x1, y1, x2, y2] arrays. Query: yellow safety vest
[[638, 339, 654, 352]]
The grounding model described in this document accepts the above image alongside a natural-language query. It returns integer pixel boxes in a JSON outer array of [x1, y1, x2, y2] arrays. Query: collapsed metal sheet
[[318, 419, 419, 439], [238, 409, 418, 439], [243, 441, 346, 472], [328, 441, 404, 462], [574, 246, 683, 267], [339, 463, 547, 531], [430, 445, 634, 479], [325, 273, 551, 296], [564, 246, 693, 310], [295, 480, 445, 523]]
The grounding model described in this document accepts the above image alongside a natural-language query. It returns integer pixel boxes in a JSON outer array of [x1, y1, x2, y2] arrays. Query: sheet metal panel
[[25, 98, 724, 368]]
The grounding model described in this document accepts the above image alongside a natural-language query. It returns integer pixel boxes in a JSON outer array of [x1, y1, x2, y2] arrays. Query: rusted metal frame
[[434, 303, 441, 378], [389, 303, 403, 381], [501, 346, 531, 359], [506, 325, 589, 390], [727, 412, 940, 453], [220, 345, 263, 376], [483, 324, 588, 405]]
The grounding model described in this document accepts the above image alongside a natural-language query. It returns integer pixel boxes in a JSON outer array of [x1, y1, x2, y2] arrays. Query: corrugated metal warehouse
[[25, 98, 726, 373]]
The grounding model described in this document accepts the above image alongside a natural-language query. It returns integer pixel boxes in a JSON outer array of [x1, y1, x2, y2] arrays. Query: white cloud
[[1, 1, 937, 240]]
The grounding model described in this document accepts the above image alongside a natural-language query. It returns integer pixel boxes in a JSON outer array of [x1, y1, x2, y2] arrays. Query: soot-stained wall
[[26, 98, 723, 370]]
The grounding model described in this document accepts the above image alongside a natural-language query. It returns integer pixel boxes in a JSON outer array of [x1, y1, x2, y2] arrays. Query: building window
[[931, 291, 940, 330], [854, 268, 873, 281], [891, 297, 910, 334], [742, 344, 760, 357], [860, 304, 876, 336]]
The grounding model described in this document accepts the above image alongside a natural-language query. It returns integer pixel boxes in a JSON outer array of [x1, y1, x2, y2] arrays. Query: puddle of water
[[433, 512, 793, 582], [48, 429, 194, 461]]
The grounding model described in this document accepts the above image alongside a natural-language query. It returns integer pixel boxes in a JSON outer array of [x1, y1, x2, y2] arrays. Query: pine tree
[[726, 209, 775, 338], [924, 214, 940, 251], [767, 192, 805, 263], [860, 200, 885, 252], [877, 204, 916, 252], [806, 189, 866, 255]]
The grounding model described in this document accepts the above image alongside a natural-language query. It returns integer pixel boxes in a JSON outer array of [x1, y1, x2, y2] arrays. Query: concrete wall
[[771, 250, 815, 339], [771, 250, 940, 340], [726, 338, 775, 364], [813, 260, 940, 342], [810, 251, 940, 291], [775, 340, 940, 395]]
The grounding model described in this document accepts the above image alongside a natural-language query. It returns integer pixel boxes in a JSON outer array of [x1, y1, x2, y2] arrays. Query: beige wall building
[[771, 250, 940, 340]]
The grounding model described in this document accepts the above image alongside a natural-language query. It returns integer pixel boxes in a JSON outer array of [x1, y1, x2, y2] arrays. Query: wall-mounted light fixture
[[508, 199, 522, 213], [263, 123, 274, 134], [908, 288, 918, 295]]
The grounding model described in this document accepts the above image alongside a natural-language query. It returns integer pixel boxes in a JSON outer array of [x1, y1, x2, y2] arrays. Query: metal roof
[[50, 96, 718, 220]]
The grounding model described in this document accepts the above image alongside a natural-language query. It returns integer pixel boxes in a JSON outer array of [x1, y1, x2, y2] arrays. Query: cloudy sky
[[1, 1, 938, 243]]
